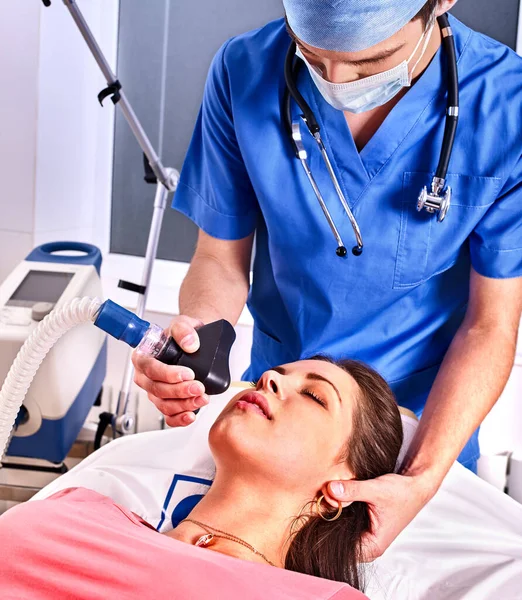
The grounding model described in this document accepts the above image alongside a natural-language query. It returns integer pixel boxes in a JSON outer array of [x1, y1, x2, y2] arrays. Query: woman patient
[[0, 357, 402, 599]]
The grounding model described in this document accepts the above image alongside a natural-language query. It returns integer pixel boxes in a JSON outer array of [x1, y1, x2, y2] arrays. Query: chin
[[209, 420, 310, 491], [209, 417, 275, 476]]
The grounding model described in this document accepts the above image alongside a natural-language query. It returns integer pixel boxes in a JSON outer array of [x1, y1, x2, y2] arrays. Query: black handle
[[156, 320, 236, 395]]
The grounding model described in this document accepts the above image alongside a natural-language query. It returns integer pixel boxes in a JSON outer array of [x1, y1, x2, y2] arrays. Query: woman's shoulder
[[0, 488, 367, 599], [46, 486, 113, 502], [1, 486, 153, 531], [44, 486, 134, 510], [43, 486, 156, 528]]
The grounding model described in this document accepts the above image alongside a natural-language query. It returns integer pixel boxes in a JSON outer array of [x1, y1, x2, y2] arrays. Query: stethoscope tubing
[[283, 13, 459, 257], [435, 14, 459, 181]]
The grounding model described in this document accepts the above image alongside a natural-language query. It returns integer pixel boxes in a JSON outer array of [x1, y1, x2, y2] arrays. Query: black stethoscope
[[282, 13, 459, 257]]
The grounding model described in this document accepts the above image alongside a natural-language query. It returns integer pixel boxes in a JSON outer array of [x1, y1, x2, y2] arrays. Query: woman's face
[[209, 360, 358, 495]]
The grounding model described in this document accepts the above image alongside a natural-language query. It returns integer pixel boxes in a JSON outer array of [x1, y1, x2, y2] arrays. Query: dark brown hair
[[284, 357, 403, 592], [414, 0, 440, 26]]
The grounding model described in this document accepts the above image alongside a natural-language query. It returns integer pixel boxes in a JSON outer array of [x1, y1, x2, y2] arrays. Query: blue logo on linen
[[156, 474, 213, 531]]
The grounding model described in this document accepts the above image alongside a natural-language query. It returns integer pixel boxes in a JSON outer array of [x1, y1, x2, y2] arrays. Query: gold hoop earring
[[316, 495, 343, 522]]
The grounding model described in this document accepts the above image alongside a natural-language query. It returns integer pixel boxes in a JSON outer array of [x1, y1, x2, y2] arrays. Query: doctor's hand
[[132, 315, 210, 427], [327, 471, 439, 561]]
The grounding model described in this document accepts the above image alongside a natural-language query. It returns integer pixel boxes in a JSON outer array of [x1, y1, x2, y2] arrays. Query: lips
[[237, 391, 272, 420]]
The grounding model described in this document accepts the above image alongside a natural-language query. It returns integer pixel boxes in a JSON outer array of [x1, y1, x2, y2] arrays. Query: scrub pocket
[[393, 172, 501, 289]]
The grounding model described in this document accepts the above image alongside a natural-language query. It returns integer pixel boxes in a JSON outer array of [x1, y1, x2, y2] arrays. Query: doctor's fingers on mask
[[147, 394, 199, 427], [169, 314, 205, 353], [132, 353, 195, 385], [147, 393, 206, 427], [133, 367, 208, 401]]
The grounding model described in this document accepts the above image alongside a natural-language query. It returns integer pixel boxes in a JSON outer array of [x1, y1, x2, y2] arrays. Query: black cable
[[282, 49, 295, 155], [94, 412, 113, 451], [435, 13, 459, 181], [283, 42, 321, 139]]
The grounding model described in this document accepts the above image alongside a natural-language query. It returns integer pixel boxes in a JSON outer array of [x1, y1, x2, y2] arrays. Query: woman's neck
[[165, 475, 308, 568]]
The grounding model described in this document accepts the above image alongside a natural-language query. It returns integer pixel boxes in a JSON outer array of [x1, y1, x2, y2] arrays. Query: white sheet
[[32, 386, 522, 599]]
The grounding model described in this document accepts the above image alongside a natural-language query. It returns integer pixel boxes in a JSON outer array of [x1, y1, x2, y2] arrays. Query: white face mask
[[296, 20, 435, 114]]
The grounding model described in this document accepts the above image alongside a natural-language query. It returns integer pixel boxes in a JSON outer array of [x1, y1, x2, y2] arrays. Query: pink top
[[0, 488, 367, 600]]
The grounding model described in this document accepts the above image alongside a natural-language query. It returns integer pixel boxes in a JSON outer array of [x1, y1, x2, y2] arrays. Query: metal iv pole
[[41, 0, 179, 440]]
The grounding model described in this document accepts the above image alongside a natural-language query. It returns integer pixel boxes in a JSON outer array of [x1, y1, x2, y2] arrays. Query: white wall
[[0, 0, 117, 281], [34, 0, 118, 250], [0, 2, 41, 282], [480, 363, 522, 455]]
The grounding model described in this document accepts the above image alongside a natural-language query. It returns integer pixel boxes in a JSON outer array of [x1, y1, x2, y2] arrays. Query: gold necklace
[[180, 518, 277, 567]]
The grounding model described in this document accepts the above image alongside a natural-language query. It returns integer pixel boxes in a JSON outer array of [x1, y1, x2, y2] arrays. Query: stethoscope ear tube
[[283, 43, 364, 257], [283, 49, 297, 155], [291, 121, 350, 254], [284, 42, 320, 139]]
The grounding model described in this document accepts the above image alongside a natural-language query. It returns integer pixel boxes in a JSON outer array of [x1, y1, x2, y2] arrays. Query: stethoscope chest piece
[[417, 179, 452, 222]]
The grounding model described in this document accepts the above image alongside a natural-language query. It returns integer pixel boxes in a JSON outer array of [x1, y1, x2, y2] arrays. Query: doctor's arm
[[179, 229, 253, 326], [329, 268, 522, 560], [134, 39, 261, 426], [402, 268, 522, 481], [133, 229, 253, 427]]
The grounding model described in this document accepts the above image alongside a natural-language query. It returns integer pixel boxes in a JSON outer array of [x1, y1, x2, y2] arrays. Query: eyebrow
[[285, 22, 406, 67], [273, 366, 343, 405]]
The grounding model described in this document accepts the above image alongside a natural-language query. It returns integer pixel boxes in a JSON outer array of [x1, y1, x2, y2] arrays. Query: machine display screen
[[7, 270, 74, 307]]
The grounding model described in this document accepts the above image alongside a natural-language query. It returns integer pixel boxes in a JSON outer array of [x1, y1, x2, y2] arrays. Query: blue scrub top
[[174, 16, 522, 468]]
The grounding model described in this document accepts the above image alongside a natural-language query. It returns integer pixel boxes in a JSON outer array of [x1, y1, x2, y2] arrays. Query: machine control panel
[[0, 307, 33, 327], [6, 270, 73, 309], [1, 270, 73, 327], [31, 302, 55, 322]]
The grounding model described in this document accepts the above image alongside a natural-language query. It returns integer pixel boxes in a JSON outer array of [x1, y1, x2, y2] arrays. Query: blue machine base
[[7, 340, 107, 464]]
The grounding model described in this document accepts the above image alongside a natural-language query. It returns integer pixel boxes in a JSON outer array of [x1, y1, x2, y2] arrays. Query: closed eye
[[301, 388, 327, 408]]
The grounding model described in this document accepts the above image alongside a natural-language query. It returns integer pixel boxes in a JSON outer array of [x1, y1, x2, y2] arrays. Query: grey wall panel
[[111, 0, 167, 258], [163, 1, 285, 172], [111, 0, 520, 262], [451, 0, 519, 49], [111, 0, 282, 262]]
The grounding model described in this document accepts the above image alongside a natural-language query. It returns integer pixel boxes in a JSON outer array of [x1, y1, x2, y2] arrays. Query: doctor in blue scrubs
[[134, 0, 522, 559]]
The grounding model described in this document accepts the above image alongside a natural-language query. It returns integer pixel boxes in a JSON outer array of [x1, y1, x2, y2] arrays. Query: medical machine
[[0, 242, 106, 464], [0, 295, 236, 463], [283, 13, 459, 257]]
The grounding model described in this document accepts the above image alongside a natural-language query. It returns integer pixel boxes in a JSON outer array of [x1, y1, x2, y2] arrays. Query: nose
[[258, 369, 283, 397]]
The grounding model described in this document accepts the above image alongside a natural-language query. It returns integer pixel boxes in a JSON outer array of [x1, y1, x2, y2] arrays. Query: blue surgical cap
[[283, 0, 429, 52]]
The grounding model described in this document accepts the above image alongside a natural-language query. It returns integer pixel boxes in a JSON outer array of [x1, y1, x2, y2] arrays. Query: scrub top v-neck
[[173, 16, 522, 467]]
